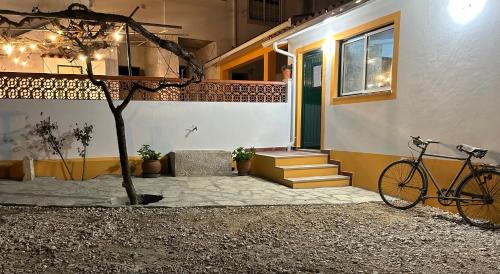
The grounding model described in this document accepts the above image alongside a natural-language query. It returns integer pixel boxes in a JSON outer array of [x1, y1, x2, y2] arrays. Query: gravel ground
[[0, 203, 498, 274]]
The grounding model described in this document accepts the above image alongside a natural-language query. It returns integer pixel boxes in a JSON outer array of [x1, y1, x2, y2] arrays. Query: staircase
[[251, 151, 350, 188]]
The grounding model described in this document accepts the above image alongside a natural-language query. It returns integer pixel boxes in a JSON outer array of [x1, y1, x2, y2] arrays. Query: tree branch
[[84, 58, 116, 113], [116, 77, 199, 112], [0, 4, 203, 80]]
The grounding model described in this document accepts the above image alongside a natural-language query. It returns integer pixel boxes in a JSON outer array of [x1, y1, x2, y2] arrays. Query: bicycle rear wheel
[[456, 170, 500, 229], [378, 160, 426, 209]]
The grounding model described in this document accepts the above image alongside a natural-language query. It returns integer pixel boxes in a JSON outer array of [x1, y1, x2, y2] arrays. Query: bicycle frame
[[409, 143, 480, 200]]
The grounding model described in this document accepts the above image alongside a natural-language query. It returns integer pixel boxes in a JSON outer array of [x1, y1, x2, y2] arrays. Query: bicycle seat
[[456, 144, 488, 159]]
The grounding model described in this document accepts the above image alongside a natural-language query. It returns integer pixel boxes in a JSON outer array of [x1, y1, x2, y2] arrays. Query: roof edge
[[261, 0, 372, 48], [204, 18, 292, 68]]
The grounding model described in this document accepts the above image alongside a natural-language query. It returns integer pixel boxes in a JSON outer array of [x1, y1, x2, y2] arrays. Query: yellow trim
[[295, 39, 327, 149], [33, 157, 145, 180], [330, 11, 400, 105], [219, 46, 274, 80]]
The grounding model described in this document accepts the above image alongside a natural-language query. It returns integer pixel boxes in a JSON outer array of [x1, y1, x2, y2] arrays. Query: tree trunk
[[113, 111, 139, 205]]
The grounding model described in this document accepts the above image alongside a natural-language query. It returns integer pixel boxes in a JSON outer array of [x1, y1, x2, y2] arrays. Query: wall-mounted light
[[448, 0, 487, 24]]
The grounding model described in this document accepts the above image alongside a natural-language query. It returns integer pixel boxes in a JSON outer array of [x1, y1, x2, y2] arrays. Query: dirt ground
[[0, 203, 498, 273]]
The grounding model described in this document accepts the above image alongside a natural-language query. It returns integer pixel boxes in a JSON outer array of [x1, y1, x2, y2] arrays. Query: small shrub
[[137, 144, 161, 161], [73, 123, 94, 180]]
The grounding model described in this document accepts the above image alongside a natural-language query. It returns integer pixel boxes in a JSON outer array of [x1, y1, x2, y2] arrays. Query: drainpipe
[[273, 40, 296, 151]]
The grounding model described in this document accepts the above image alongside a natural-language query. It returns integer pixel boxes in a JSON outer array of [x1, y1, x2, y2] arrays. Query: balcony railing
[[0, 72, 287, 103]]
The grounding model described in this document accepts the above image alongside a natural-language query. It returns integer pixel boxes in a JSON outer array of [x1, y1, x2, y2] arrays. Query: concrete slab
[[0, 175, 383, 207]]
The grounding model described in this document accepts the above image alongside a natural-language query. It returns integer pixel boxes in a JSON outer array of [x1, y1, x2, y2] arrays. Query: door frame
[[295, 39, 327, 149]]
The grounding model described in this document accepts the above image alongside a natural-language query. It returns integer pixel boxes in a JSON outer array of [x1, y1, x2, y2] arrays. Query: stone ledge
[[170, 150, 232, 176]]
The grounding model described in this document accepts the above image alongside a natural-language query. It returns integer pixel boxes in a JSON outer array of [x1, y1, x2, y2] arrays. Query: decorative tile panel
[[0, 73, 287, 103]]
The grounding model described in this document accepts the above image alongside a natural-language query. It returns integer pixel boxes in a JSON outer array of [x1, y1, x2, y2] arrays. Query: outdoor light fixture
[[448, 0, 487, 24]]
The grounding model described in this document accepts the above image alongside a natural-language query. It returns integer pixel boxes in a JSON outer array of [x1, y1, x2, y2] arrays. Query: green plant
[[34, 113, 74, 180], [137, 144, 161, 161], [232, 147, 256, 162], [73, 123, 94, 181]]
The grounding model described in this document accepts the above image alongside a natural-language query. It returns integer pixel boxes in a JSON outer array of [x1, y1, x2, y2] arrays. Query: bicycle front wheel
[[378, 160, 426, 209], [456, 170, 500, 229]]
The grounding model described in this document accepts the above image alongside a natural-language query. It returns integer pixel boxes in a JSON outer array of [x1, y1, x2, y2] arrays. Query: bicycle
[[378, 136, 499, 229]]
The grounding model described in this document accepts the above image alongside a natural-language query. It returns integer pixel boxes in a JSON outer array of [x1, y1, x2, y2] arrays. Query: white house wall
[[288, 0, 500, 164], [0, 100, 291, 160]]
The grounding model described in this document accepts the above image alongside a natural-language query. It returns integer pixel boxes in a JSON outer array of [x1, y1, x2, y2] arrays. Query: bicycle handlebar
[[410, 136, 440, 148]]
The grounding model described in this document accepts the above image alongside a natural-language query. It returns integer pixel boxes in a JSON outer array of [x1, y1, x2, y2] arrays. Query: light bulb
[[4, 44, 14, 55], [49, 34, 58, 42], [13, 57, 19, 64], [78, 54, 87, 61], [113, 31, 123, 41], [19, 46, 26, 53], [21, 61, 27, 67], [94, 53, 102, 60], [29, 43, 37, 50]]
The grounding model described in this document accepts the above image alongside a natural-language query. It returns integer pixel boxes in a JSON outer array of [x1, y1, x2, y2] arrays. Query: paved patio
[[0, 175, 382, 207]]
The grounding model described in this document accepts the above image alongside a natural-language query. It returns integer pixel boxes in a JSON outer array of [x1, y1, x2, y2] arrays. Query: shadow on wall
[[0, 113, 75, 160]]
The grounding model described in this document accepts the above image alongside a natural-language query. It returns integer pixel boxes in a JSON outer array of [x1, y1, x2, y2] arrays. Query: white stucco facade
[[0, 98, 291, 160], [286, 0, 500, 164]]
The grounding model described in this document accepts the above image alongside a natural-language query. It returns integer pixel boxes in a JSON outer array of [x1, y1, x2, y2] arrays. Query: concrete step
[[276, 164, 338, 178], [255, 151, 329, 166], [282, 175, 350, 189]]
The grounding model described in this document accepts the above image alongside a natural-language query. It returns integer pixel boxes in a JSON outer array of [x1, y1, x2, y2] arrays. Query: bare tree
[[0, 4, 203, 204]]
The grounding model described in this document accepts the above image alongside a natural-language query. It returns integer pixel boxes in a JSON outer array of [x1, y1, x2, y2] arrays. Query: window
[[249, 0, 282, 24], [340, 25, 394, 96]]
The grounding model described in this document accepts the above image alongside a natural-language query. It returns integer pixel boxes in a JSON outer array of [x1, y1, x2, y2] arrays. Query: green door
[[301, 49, 322, 149]]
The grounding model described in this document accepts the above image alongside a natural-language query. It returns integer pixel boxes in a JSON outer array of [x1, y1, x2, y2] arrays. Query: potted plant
[[137, 144, 162, 178], [232, 147, 256, 176]]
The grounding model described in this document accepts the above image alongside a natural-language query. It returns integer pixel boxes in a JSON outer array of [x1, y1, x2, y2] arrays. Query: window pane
[[342, 38, 365, 94], [366, 28, 394, 90]]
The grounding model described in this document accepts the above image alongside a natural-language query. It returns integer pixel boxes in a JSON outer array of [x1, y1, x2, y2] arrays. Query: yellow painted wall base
[[34, 157, 144, 180], [0, 160, 23, 180], [330, 150, 472, 213]]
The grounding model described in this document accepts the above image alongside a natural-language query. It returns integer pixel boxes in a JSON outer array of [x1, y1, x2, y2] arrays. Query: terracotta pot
[[236, 159, 252, 176], [142, 160, 161, 178]]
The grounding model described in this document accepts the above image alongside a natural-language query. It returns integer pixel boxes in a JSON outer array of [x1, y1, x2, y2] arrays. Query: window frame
[[247, 0, 282, 25], [340, 24, 395, 97]]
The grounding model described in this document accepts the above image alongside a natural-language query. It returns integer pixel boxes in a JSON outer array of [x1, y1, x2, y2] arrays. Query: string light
[[21, 60, 28, 67], [19, 46, 26, 53], [29, 43, 37, 50], [56, 30, 64, 35], [48, 34, 58, 42], [113, 31, 123, 41], [78, 54, 87, 61], [13, 57, 19, 64], [3, 44, 14, 55], [94, 52, 103, 60]]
